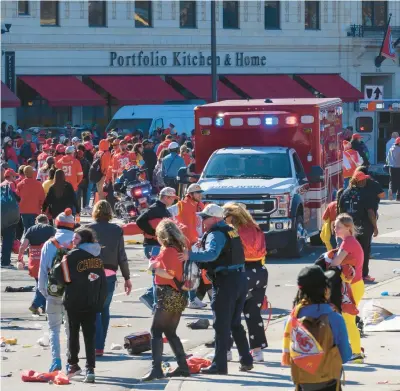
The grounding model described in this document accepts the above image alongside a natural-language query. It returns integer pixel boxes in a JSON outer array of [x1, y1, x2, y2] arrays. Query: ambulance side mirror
[[308, 166, 324, 184]]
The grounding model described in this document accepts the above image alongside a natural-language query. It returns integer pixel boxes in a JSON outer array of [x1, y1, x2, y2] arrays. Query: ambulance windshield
[[203, 153, 292, 179]]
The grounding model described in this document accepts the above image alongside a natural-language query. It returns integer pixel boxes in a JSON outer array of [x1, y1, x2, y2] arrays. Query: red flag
[[381, 25, 397, 62]]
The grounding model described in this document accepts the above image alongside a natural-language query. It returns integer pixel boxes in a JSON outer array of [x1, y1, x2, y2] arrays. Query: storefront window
[[18, 1, 29, 16], [265, 1, 280, 30], [305, 1, 320, 30], [223, 1, 239, 29], [40, 1, 59, 26], [180, 1, 196, 28], [135, 1, 152, 27], [362, 1, 387, 27], [356, 117, 373, 133], [89, 1, 107, 27]]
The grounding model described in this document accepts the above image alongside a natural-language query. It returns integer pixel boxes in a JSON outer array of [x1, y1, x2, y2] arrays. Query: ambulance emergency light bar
[[359, 100, 400, 112], [212, 113, 299, 128]]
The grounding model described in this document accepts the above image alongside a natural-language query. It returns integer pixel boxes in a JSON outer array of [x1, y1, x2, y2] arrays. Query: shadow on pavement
[[94, 375, 168, 389]]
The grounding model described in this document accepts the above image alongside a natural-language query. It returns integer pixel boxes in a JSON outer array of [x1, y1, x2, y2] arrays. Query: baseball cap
[[42, 144, 50, 151], [4, 169, 17, 177], [352, 171, 370, 182], [72, 137, 80, 143], [65, 146, 75, 154], [159, 187, 178, 199], [56, 144, 65, 153], [45, 138, 52, 145], [297, 265, 335, 294], [187, 183, 203, 194], [168, 142, 179, 150], [197, 204, 224, 219], [352, 133, 363, 140], [124, 135, 132, 142], [395, 137, 400, 145]]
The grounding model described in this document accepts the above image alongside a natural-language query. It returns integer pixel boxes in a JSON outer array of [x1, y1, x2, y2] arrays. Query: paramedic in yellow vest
[[342, 140, 362, 188]]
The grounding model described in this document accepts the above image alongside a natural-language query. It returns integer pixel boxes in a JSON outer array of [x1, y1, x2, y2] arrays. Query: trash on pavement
[[363, 300, 400, 332], [186, 357, 212, 374], [124, 332, 151, 355], [22, 345, 33, 348], [0, 338, 17, 345], [111, 323, 132, 328], [110, 343, 123, 350], [1, 373, 12, 377], [21, 370, 70, 384], [37, 334, 50, 347], [4, 286, 35, 293], [380, 291, 400, 297], [186, 319, 210, 330]]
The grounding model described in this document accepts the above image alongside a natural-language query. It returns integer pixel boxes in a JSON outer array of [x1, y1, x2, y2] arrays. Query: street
[[1, 199, 399, 390]]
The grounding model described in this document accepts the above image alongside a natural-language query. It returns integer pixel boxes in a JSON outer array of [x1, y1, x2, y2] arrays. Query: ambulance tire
[[286, 214, 306, 258], [310, 234, 323, 246]]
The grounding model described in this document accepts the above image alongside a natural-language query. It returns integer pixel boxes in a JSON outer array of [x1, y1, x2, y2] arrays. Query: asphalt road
[[1, 199, 399, 390]]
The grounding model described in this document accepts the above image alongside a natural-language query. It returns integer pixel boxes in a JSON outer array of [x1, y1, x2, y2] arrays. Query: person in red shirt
[[95, 139, 111, 200], [321, 188, 344, 249], [180, 145, 192, 167], [56, 146, 83, 191], [17, 166, 46, 233], [156, 135, 173, 157], [142, 219, 190, 382], [331, 213, 364, 364], [55, 144, 66, 163], [111, 140, 134, 182], [2, 169, 18, 193], [37, 144, 50, 169]]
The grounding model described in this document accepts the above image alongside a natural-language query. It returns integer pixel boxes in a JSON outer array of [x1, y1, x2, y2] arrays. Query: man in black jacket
[[351, 134, 370, 167], [142, 139, 157, 185], [136, 187, 177, 310], [76, 146, 91, 213]]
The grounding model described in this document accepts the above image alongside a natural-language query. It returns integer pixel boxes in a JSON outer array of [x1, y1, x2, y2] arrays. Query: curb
[[164, 274, 400, 391]]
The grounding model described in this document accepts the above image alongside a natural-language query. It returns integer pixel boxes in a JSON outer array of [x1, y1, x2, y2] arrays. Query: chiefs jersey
[[56, 155, 83, 191], [112, 152, 133, 177]]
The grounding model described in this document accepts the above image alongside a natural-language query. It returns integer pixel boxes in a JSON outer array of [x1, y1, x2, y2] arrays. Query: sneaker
[[139, 294, 154, 311], [188, 297, 207, 309], [251, 350, 264, 362], [363, 275, 375, 283], [347, 354, 364, 364], [67, 364, 82, 378], [29, 306, 41, 316], [206, 351, 233, 362], [83, 368, 95, 383], [95, 349, 104, 357], [49, 358, 62, 372]]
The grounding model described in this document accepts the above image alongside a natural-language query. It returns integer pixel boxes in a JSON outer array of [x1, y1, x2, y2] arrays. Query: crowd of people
[[0, 124, 395, 390]]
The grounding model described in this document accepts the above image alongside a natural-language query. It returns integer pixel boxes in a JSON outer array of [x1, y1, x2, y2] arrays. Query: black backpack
[[89, 152, 104, 184], [47, 239, 72, 297], [1, 184, 20, 230]]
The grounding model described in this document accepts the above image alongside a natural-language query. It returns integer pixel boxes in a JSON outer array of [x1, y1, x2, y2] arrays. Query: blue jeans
[[142, 245, 161, 306], [189, 291, 197, 301], [1, 224, 16, 266], [86, 182, 96, 207], [32, 278, 46, 310], [95, 274, 117, 350], [21, 214, 37, 234]]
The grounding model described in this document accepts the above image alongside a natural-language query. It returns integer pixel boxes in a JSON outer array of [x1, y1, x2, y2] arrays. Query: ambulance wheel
[[287, 215, 306, 258], [310, 233, 323, 246]]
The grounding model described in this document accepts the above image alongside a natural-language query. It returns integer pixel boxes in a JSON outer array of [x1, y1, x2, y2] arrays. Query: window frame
[[180, 0, 197, 29], [264, 1, 280, 30], [88, 1, 107, 27], [362, 1, 388, 27], [356, 117, 373, 133], [135, 0, 153, 28], [18, 1, 30, 16], [40, 0, 59, 27], [304, 0, 320, 30], [223, 0, 240, 30]]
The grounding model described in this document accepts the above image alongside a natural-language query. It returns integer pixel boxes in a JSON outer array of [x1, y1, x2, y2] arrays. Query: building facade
[[1, 0, 399, 163]]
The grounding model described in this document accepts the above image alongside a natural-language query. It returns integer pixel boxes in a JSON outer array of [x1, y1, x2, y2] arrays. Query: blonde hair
[[92, 200, 113, 222], [335, 213, 360, 236], [180, 145, 188, 154], [222, 202, 259, 230], [155, 219, 187, 252]]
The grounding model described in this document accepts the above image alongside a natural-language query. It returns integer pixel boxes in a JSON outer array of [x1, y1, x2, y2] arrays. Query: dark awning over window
[[1, 82, 20, 108]]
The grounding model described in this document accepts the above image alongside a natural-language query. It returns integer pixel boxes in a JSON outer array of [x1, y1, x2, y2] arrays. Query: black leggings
[[151, 309, 182, 340]]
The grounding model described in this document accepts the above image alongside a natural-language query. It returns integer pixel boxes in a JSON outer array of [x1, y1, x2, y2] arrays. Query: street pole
[[211, 0, 217, 102]]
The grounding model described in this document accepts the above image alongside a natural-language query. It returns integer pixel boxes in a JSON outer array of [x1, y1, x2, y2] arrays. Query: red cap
[[4, 169, 17, 177], [353, 171, 370, 182], [352, 133, 363, 140], [56, 144, 65, 153], [124, 135, 132, 142], [45, 138, 52, 145], [395, 137, 400, 145], [42, 144, 50, 151]]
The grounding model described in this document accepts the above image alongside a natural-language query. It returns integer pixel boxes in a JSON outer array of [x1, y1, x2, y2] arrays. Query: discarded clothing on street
[[4, 286, 35, 293], [21, 370, 69, 384], [186, 319, 210, 330]]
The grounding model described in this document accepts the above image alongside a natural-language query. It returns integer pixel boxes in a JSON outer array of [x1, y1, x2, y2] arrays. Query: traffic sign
[[364, 85, 384, 101]]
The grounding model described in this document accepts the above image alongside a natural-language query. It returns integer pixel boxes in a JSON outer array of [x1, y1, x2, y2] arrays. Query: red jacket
[[17, 178, 45, 214], [238, 225, 267, 262]]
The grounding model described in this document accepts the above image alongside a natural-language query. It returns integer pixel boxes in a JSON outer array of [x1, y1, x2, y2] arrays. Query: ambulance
[[194, 98, 344, 257]]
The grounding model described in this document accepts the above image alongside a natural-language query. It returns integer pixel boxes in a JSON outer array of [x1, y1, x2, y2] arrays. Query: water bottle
[[381, 291, 400, 297]]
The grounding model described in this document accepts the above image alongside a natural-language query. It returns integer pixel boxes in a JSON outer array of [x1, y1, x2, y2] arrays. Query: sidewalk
[[165, 276, 400, 391]]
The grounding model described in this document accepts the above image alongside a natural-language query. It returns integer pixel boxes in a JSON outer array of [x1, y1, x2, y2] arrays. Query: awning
[[90, 76, 184, 104], [296, 74, 363, 102], [171, 76, 241, 101], [1, 82, 20, 108], [19, 76, 106, 107], [225, 75, 313, 99]]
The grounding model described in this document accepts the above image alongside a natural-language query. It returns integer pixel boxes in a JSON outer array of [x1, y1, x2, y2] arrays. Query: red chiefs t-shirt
[[154, 247, 183, 290], [339, 236, 364, 283], [322, 201, 337, 222]]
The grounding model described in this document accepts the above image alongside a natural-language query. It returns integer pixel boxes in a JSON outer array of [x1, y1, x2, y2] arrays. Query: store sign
[[5, 51, 16, 92], [109, 51, 267, 68], [364, 85, 384, 101], [358, 99, 400, 111]]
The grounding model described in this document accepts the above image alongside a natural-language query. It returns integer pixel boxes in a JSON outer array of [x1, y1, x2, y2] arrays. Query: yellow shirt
[[42, 179, 54, 195]]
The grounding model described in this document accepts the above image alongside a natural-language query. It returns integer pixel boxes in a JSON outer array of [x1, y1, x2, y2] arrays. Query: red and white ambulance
[[194, 98, 343, 257]]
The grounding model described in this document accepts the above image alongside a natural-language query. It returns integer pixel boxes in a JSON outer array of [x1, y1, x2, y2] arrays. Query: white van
[[106, 103, 203, 138]]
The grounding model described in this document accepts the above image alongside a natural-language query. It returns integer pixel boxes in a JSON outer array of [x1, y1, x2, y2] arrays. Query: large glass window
[[203, 153, 292, 179], [40, 1, 59, 26], [18, 1, 30, 15], [180, 1, 196, 28], [265, 1, 280, 29], [135, 1, 152, 27], [223, 1, 239, 29], [305, 1, 320, 30], [89, 1, 107, 27], [356, 117, 373, 133], [362, 1, 387, 27]]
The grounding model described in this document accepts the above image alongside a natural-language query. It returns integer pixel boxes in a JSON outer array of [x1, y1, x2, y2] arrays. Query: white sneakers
[[251, 350, 264, 362], [188, 297, 207, 309]]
